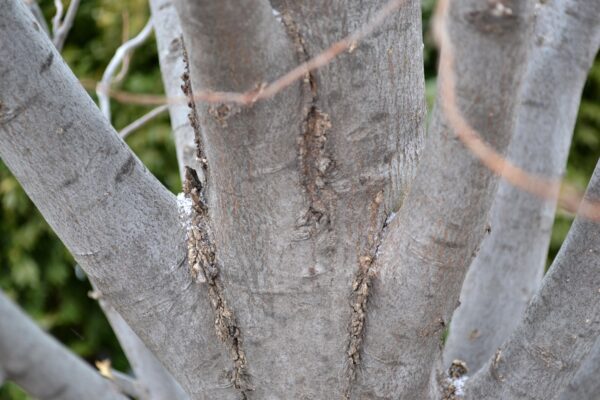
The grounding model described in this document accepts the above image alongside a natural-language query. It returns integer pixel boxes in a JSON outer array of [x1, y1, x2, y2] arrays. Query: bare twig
[[52, 0, 80, 51], [119, 104, 169, 139], [51, 0, 64, 36], [113, 11, 132, 84], [85, 0, 406, 107], [96, 18, 154, 121]]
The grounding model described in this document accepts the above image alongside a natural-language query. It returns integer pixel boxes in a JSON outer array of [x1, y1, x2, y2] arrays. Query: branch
[[0, 291, 127, 400], [0, 2, 233, 397], [96, 18, 153, 121], [119, 104, 168, 139], [52, 0, 80, 51], [149, 0, 203, 178], [464, 159, 600, 399], [351, 0, 535, 398], [558, 337, 600, 400], [444, 0, 600, 373], [92, 290, 190, 400]]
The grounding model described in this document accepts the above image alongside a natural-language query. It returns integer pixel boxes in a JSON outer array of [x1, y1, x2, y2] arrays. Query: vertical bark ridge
[[181, 44, 252, 397], [183, 168, 252, 397], [345, 190, 390, 399]]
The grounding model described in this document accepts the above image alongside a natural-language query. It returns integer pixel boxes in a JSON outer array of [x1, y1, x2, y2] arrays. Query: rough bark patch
[[181, 49, 251, 396], [344, 191, 387, 399], [183, 168, 252, 397], [181, 38, 208, 171]]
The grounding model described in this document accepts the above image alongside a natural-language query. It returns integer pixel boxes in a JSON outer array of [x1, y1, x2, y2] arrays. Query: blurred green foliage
[[0, 0, 597, 398]]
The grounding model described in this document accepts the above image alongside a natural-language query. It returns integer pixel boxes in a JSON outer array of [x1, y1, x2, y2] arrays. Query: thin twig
[[53, 0, 80, 51], [119, 104, 169, 139], [51, 0, 64, 37], [96, 18, 154, 121], [85, 0, 407, 107], [114, 11, 132, 84]]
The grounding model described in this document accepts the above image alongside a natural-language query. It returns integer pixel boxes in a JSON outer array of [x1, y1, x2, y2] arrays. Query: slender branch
[[96, 18, 153, 121], [113, 11, 131, 84], [91, 289, 190, 400], [119, 104, 168, 139], [444, 0, 600, 373], [51, 0, 64, 37], [0, 2, 230, 397], [52, 0, 80, 51], [464, 159, 600, 399], [0, 291, 127, 400], [149, 0, 202, 178]]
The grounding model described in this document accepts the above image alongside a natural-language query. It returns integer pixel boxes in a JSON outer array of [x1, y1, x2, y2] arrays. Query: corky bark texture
[[444, 0, 600, 373], [0, 2, 232, 398], [175, 0, 425, 397], [0, 291, 127, 400], [351, 1, 534, 398], [463, 160, 600, 399]]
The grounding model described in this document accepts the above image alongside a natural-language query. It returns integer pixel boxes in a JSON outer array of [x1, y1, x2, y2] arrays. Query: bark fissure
[[345, 191, 388, 399], [183, 168, 251, 398], [181, 48, 251, 398], [181, 39, 207, 172], [281, 12, 335, 231]]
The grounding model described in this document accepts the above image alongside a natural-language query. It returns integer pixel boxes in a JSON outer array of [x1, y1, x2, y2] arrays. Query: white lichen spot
[[177, 192, 193, 231]]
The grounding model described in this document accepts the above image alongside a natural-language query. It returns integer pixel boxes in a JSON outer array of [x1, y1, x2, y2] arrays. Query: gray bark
[[97, 295, 189, 400], [558, 337, 600, 400], [149, 0, 203, 178], [464, 160, 600, 399], [175, 0, 425, 397], [444, 0, 600, 373], [0, 291, 127, 400], [0, 2, 228, 398], [351, 1, 534, 398]]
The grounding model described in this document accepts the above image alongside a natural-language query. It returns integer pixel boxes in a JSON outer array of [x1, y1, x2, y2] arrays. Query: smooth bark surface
[[0, 291, 127, 400], [444, 0, 600, 373], [354, 1, 534, 398], [0, 2, 228, 397], [176, 0, 425, 397], [464, 161, 600, 399]]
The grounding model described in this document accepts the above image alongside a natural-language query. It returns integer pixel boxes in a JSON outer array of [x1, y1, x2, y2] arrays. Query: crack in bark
[[281, 12, 336, 240], [345, 191, 387, 399], [181, 37, 208, 172], [183, 169, 252, 398], [181, 46, 251, 397]]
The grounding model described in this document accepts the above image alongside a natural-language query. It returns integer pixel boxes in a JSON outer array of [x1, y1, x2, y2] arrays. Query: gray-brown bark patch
[[183, 167, 252, 397], [345, 191, 386, 399], [181, 39, 208, 171]]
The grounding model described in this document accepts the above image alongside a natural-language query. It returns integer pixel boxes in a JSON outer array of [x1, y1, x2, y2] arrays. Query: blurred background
[[0, 0, 598, 398]]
